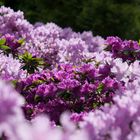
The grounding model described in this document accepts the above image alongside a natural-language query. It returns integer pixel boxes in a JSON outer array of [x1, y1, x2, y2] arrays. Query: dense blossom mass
[[0, 6, 140, 140]]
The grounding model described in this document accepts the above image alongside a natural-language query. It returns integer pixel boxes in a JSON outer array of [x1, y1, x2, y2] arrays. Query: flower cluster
[[0, 53, 26, 81], [79, 79, 140, 140], [0, 34, 24, 56], [1, 6, 140, 140], [106, 36, 140, 63], [16, 63, 123, 123]]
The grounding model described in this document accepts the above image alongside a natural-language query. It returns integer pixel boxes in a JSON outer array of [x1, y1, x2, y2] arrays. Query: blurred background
[[1, 0, 140, 40]]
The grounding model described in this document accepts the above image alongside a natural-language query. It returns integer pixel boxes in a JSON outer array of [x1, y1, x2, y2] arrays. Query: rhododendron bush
[[0, 6, 140, 140]]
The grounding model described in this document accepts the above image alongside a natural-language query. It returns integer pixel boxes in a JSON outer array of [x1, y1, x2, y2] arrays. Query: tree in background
[[2, 0, 140, 40]]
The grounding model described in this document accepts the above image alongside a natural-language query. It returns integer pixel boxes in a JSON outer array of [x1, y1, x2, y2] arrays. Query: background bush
[[1, 0, 140, 40]]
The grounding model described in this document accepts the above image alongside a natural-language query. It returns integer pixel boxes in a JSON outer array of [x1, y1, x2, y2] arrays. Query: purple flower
[[80, 81, 96, 94], [36, 83, 57, 97], [57, 79, 80, 90]]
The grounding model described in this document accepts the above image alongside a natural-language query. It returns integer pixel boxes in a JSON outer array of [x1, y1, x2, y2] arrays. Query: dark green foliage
[[19, 52, 44, 74], [0, 0, 4, 6], [3, 0, 140, 40]]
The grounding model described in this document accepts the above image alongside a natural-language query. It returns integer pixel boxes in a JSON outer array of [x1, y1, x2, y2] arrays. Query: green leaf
[[92, 103, 98, 108], [123, 50, 130, 55], [97, 83, 104, 94], [95, 61, 100, 67], [138, 40, 140, 46], [26, 108, 33, 115], [51, 77, 55, 82], [17, 38, 25, 44], [104, 46, 111, 51], [0, 39, 6, 45], [11, 80, 18, 87], [33, 80, 44, 85], [19, 52, 45, 74], [34, 95, 41, 102], [0, 45, 11, 51], [24, 52, 33, 59], [82, 58, 95, 63], [58, 90, 71, 99], [18, 55, 23, 60]]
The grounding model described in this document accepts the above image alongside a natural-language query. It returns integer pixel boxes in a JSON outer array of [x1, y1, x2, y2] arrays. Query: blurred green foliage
[[2, 0, 140, 40]]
